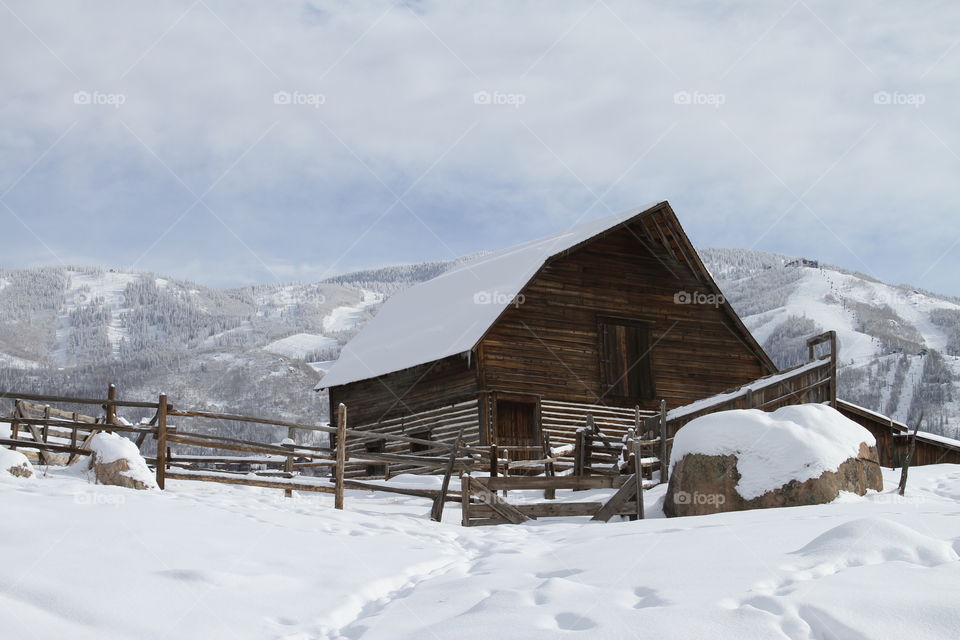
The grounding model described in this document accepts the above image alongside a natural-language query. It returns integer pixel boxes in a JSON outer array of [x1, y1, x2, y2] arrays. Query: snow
[[53, 270, 139, 364], [264, 333, 338, 359], [0, 446, 33, 477], [916, 430, 960, 449], [319, 202, 661, 388], [0, 351, 41, 369], [2, 463, 959, 639], [86, 432, 158, 489], [307, 359, 338, 374], [669, 404, 876, 500], [745, 265, 960, 369]]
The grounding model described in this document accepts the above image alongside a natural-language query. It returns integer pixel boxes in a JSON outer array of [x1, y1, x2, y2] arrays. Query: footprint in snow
[[554, 612, 597, 631], [535, 569, 583, 579], [633, 586, 670, 609]]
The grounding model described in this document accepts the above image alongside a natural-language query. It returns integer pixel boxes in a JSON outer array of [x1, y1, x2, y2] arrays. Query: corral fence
[[0, 332, 839, 526], [0, 386, 485, 520]]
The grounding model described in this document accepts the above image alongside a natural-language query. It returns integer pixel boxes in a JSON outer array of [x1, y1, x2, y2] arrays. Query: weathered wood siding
[[836, 403, 960, 467], [328, 353, 479, 431], [908, 437, 960, 466], [476, 221, 769, 412]]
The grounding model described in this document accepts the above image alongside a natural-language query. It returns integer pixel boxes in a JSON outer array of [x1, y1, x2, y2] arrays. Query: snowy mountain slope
[[702, 248, 960, 437], [0, 267, 389, 432], [1, 249, 958, 439], [2, 464, 959, 639]]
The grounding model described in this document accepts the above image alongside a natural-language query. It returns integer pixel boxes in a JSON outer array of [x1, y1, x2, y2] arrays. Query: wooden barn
[[318, 201, 786, 466], [836, 400, 960, 467], [317, 200, 960, 478]]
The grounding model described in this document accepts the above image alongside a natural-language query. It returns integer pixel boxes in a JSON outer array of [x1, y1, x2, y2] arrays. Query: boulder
[[87, 432, 158, 490], [664, 404, 882, 517], [1, 447, 34, 479]]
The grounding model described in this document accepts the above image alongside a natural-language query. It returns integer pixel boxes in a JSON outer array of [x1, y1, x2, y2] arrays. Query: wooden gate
[[460, 474, 646, 526]]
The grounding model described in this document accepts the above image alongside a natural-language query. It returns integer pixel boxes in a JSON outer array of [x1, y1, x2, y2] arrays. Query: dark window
[[599, 317, 655, 400], [409, 429, 432, 454], [365, 439, 386, 476]]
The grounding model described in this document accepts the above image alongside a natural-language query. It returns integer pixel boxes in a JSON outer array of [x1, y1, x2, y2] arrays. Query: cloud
[[1, 0, 959, 294]]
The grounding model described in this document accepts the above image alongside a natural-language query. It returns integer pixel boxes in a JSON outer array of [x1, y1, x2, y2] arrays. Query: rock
[[665, 444, 882, 517], [1, 447, 35, 479], [664, 405, 883, 518], [92, 456, 155, 490], [88, 432, 158, 490]]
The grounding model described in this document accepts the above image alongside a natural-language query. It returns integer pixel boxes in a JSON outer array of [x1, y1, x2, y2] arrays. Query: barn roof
[[317, 201, 775, 389]]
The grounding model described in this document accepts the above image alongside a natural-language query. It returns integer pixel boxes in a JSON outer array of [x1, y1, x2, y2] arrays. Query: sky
[[1, 1, 959, 295]]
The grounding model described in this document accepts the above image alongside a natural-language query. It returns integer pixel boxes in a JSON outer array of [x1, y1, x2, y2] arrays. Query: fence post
[[431, 423, 467, 522], [335, 403, 347, 510], [574, 429, 585, 477], [828, 330, 838, 408], [489, 444, 498, 478], [156, 393, 168, 490], [659, 399, 669, 485], [105, 383, 116, 429], [284, 426, 296, 499], [42, 405, 50, 446], [461, 475, 472, 527], [10, 401, 20, 451], [543, 433, 556, 500], [898, 412, 923, 496], [632, 437, 645, 520]]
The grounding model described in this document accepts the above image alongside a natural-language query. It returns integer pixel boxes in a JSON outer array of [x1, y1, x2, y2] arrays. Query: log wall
[[476, 220, 770, 412]]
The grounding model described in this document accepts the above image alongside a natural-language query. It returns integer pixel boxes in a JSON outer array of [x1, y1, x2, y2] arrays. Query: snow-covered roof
[[318, 202, 663, 388], [836, 399, 960, 451], [915, 430, 960, 451]]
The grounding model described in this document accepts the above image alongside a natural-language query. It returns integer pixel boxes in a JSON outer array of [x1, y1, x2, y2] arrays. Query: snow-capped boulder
[[665, 404, 882, 517], [87, 432, 158, 490], [1, 446, 34, 478]]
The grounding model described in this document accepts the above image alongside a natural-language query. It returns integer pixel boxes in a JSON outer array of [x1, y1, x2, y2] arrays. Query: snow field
[[1, 463, 958, 639]]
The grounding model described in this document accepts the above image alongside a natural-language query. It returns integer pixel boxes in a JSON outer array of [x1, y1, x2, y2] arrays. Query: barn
[[317, 201, 783, 464], [317, 200, 960, 477]]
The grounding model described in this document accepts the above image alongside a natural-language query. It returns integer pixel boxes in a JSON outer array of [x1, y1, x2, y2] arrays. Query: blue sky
[[2, 1, 959, 295]]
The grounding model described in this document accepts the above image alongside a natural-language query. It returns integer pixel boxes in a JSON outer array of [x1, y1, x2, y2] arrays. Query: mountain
[[701, 248, 960, 437], [1, 249, 958, 441], [0, 267, 383, 442]]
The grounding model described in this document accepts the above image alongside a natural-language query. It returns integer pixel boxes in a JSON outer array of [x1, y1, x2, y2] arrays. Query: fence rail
[[0, 385, 487, 518]]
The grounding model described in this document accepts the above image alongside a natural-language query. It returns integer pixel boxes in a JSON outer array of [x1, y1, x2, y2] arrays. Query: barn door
[[493, 395, 541, 450]]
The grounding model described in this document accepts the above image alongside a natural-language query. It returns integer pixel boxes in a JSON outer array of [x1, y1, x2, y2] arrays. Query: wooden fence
[[460, 474, 646, 526], [0, 386, 487, 519]]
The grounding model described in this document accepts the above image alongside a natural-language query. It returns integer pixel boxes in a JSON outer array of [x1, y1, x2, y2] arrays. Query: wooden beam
[[431, 422, 467, 522], [335, 403, 346, 510], [591, 474, 639, 522], [468, 479, 531, 524], [156, 394, 168, 490]]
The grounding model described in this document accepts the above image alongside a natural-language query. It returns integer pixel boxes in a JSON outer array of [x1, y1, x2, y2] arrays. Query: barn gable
[[319, 201, 774, 391]]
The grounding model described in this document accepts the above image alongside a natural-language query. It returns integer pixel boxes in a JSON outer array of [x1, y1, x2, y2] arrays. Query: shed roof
[[318, 201, 774, 389]]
